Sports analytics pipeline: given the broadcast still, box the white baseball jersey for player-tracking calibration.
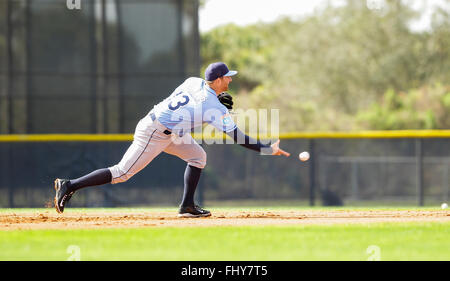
[151,77,237,135]
[108,77,235,184]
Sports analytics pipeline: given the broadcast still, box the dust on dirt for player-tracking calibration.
[0,209,449,230]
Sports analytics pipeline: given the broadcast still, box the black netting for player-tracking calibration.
[0,0,200,134]
[0,138,448,207]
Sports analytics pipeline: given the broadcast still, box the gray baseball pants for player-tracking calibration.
[109,114,206,184]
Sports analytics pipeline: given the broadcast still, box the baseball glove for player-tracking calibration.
[218,92,233,110]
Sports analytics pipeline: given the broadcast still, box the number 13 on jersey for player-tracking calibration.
[168,92,190,111]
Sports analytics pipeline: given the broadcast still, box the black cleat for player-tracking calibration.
[178,204,211,218]
[54,178,74,214]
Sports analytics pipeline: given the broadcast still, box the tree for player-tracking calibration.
[201,0,450,131]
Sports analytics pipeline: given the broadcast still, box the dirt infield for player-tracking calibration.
[1,209,449,230]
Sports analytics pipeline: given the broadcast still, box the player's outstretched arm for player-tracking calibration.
[225,127,290,157]
[270,139,290,157]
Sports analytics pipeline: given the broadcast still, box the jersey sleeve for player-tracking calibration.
[205,105,237,133]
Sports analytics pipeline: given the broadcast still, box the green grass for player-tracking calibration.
[1,220,449,261]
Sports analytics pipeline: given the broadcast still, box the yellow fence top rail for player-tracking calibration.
[0,130,449,142]
[0,134,133,142]
[279,130,450,139]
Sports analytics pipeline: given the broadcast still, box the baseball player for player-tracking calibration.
[54,62,290,217]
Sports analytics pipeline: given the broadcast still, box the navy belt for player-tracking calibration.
[150,112,172,135]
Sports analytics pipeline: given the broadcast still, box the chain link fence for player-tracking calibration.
[0,134,448,208]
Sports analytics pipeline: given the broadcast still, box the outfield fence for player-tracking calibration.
[0,131,449,208]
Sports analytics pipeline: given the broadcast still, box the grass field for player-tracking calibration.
[1,207,449,261]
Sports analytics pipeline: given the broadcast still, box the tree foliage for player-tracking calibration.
[357,84,450,129]
[201,0,450,131]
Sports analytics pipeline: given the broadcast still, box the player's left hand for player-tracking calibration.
[218,92,233,110]
[271,139,290,157]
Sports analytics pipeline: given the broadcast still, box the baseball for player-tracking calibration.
[299,151,310,162]
[441,203,448,209]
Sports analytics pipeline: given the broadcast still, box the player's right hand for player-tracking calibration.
[271,139,290,157]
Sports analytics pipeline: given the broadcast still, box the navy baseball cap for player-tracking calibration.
[204,62,238,82]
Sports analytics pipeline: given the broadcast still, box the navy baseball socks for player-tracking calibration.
[54,168,112,213]
[68,168,112,192]
[55,166,210,217]
[180,164,201,207]
[178,165,211,217]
